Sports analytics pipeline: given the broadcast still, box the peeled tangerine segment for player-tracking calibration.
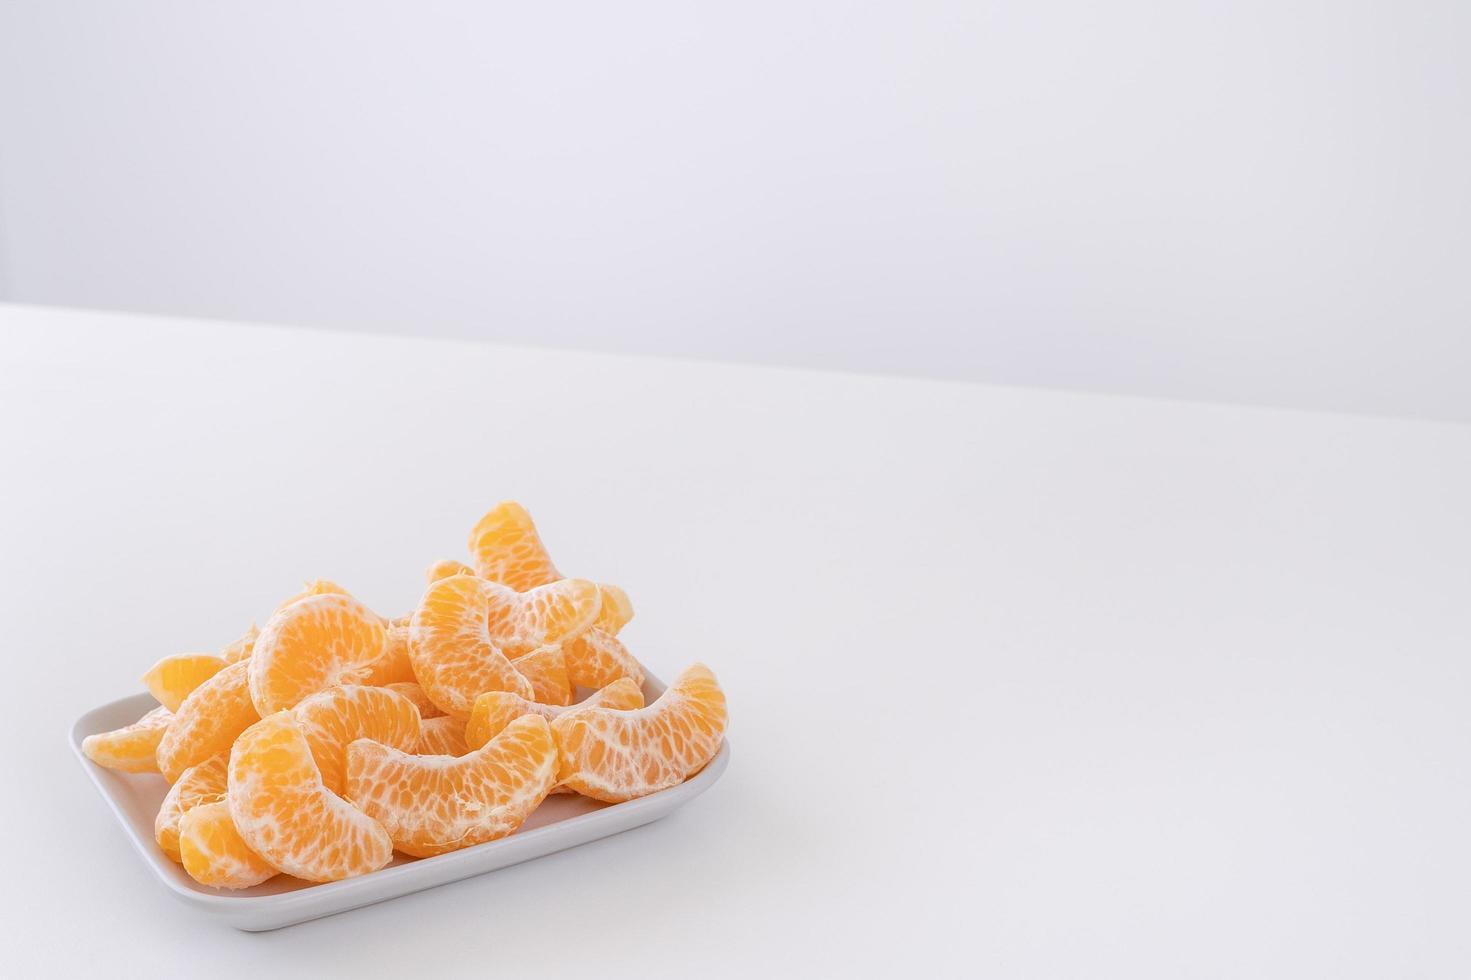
[219,624,258,665]
[179,800,276,890]
[553,664,727,803]
[157,660,260,782]
[347,714,558,857]
[417,716,470,757]
[484,577,602,658]
[82,705,172,773]
[408,575,537,718]
[274,578,348,612]
[466,503,634,635]
[512,645,572,706]
[426,559,475,583]
[249,592,387,716]
[155,753,228,862]
[229,711,392,882]
[466,677,645,751]
[556,582,642,686]
[385,682,444,719]
[142,654,226,712]
[362,619,416,686]
[465,500,631,680]
[294,685,422,795]
[564,628,645,690]
[594,584,634,633]
[469,501,562,591]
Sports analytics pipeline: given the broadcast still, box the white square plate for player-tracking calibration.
[70,672,729,931]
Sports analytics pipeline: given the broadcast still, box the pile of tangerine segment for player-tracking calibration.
[81,502,728,889]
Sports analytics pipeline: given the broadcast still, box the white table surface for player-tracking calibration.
[3,304,1470,978]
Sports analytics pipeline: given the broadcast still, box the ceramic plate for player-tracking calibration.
[70,672,729,930]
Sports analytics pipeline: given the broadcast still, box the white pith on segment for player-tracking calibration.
[156,660,260,782]
[552,664,727,803]
[408,574,538,717]
[563,627,645,689]
[417,715,470,756]
[248,592,387,716]
[345,714,558,857]
[228,711,392,882]
[466,677,645,749]
[468,501,562,591]
[155,753,228,861]
[292,685,423,794]
[178,800,276,890]
[81,705,173,773]
[478,577,601,658]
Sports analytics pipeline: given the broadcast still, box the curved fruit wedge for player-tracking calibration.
[408,575,535,718]
[426,559,474,582]
[480,577,601,659]
[362,619,416,686]
[564,628,645,690]
[468,501,561,591]
[219,624,258,665]
[155,753,228,861]
[471,518,637,688]
[465,677,645,751]
[142,654,226,712]
[511,645,572,706]
[228,712,392,882]
[249,592,387,715]
[157,660,260,782]
[384,682,443,718]
[470,679,643,794]
[274,578,348,611]
[178,800,276,890]
[417,716,469,756]
[346,714,558,857]
[293,685,422,794]
[82,705,172,773]
[594,584,634,633]
[560,583,641,688]
[466,500,629,628]
[553,663,727,802]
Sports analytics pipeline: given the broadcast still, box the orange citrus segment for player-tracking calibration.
[511,645,572,706]
[219,624,258,664]
[82,706,172,773]
[553,663,727,802]
[178,800,277,890]
[274,579,348,612]
[293,685,422,795]
[595,584,634,633]
[481,577,601,659]
[155,754,228,862]
[408,575,535,718]
[465,677,645,751]
[362,619,416,686]
[384,682,443,718]
[142,654,226,712]
[564,628,645,690]
[157,660,261,782]
[417,716,470,756]
[426,559,475,583]
[249,592,387,715]
[346,714,558,857]
[468,501,561,591]
[228,711,392,882]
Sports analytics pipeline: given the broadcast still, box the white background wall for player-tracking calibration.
[1,2,1468,420]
